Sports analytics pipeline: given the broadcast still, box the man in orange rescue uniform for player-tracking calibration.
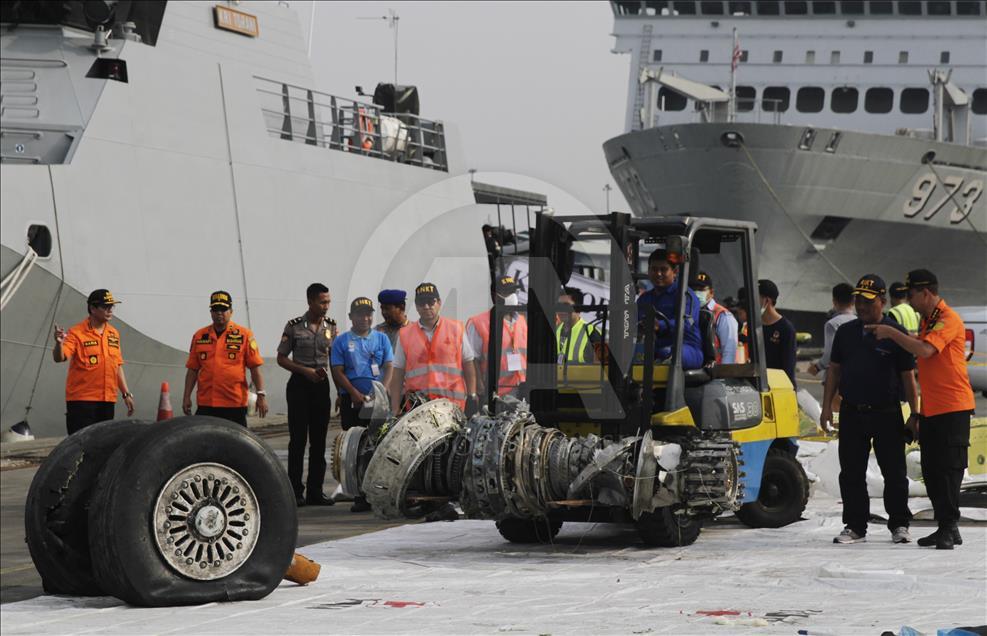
[52,289,135,434]
[182,291,267,426]
[466,275,527,400]
[867,269,975,550]
[389,282,479,416]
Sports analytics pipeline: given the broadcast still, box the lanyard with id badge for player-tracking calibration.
[503,320,524,372]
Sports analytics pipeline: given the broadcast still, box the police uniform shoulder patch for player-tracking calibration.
[250,339,259,350]
[280,334,289,343]
[288,316,305,326]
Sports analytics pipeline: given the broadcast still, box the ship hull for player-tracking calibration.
[604,123,987,313]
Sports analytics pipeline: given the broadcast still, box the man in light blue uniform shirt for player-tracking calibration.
[331,296,393,512]
[636,249,703,370]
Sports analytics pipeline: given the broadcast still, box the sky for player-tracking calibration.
[298,0,631,214]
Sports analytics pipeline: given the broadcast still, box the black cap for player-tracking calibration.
[852,274,886,300]
[350,297,374,313]
[905,269,937,290]
[689,271,713,290]
[209,290,232,310]
[87,289,121,306]
[415,282,440,303]
[889,281,908,299]
[496,275,520,295]
[758,279,779,303]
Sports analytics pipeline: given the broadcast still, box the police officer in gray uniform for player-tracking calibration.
[277,283,338,506]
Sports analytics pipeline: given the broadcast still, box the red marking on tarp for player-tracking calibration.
[696,610,742,617]
[381,600,426,608]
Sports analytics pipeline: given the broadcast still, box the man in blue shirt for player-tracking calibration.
[636,249,704,370]
[331,296,394,512]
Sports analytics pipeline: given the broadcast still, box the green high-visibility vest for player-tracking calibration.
[889,303,920,335]
[556,320,596,363]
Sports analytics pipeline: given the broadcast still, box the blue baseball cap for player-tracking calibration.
[378,289,406,305]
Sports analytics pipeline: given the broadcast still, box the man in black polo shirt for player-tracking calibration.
[821,275,919,545]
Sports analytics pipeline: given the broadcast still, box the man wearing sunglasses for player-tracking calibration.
[52,289,135,434]
[866,269,975,550]
[182,291,266,427]
[388,282,478,416]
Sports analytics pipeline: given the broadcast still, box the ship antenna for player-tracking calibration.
[358,9,400,84]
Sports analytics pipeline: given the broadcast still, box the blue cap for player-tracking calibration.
[378,289,407,305]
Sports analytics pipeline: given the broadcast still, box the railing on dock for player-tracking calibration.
[254,76,448,172]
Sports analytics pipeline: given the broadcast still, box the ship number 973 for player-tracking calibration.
[903,173,983,224]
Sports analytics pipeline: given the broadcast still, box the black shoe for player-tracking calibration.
[918,526,962,548]
[350,497,371,513]
[949,526,963,546]
[917,529,940,547]
[936,532,955,550]
[305,493,335,506]
[295,495,306,507]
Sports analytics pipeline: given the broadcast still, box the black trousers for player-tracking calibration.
[66,401,115,435]
[196,406,248,427]
[919,411,971,528]
[286,374,331,498]
[838,407,912,534]
[337,393,366,431]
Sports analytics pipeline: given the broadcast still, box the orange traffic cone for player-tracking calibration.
[157,382,174,421]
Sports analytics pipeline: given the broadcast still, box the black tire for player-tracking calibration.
[88,416,297,606]
[734,447,809,528]
[24,419,150,595]
[495,516,563,544]
[637,506,702,547]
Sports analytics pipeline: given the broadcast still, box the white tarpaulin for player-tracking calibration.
[2,443,984,635]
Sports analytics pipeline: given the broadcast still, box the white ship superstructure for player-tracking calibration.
[605,0,987,316]
[0,1,517,437]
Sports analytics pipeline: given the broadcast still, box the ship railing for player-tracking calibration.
[254,76,448,172]
[727,98,784,125]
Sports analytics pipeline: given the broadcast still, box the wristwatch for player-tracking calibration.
[123,391,133,399]
[255,390,267,396]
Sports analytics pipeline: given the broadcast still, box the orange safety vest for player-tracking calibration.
[399,318,467,408]
[709,302,735,364]
[467,309,527,396]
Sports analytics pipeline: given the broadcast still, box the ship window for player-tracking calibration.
[864,88,893,113]
[700,49,710,62]
[653,49,663,62]
[940,51,950,64]
[863,50,874,63]
[784,1,808,14]
[773,50,783,63]
[868,1,893,14]
[27,225,52,258]
[898,51,909,64]
[927,1,951,15]
[673,1,698,14]
[701,1,725,15]
[796,87,825,112]
[900,88,929,114]
[728,2,753,15]
[658,87,687,111]
[831,87,859,113]
[763,86,790,112]
[973,89,987,115]
[812,1,836,14]
[840,1,865,14]
[810,216,852,242]
[830,51,841,64]
[756,1,780,15]
[957,2,982,16]
[736,85,756,111]
[805,50,815,64]
[898,1,922,15]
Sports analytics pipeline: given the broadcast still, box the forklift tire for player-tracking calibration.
[88,416,297,606]
[637,506,702,547]
[495,516,563,544]
[24,419,150,595]
[734,448,809,528]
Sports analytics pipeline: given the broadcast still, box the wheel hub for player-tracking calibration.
[152,463,259,580]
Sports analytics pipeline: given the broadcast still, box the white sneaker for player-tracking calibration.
[833,527,866,544]
[891,527,911,544]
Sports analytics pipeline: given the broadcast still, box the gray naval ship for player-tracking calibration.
[0,1,534,438]
[604,0,987,321]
